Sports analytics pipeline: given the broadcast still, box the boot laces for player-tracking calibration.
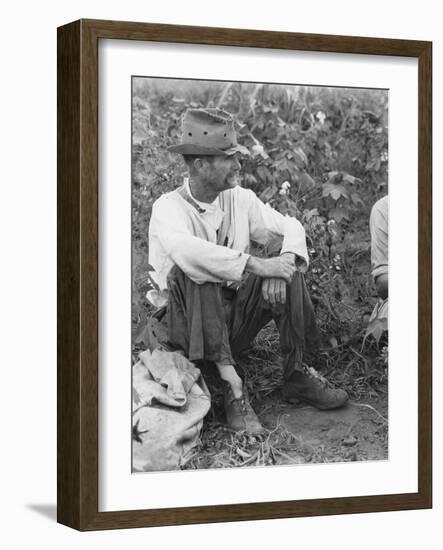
[303,364,331,387]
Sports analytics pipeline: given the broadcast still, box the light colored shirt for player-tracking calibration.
[147,179,309,307]
[369,195,389,281]
[369,195,389,323]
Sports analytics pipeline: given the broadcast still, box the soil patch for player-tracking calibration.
[257,391,388,464]
[183,387,388,469]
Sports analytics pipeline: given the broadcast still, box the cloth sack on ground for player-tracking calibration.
[132,348,211,472]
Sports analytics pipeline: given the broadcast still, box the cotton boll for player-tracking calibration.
[279,180,291,195]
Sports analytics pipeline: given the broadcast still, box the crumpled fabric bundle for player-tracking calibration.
[132,348,210,472]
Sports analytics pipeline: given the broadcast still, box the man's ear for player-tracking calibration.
[193,157,203,172]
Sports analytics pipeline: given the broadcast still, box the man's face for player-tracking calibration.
[200,154,242,192]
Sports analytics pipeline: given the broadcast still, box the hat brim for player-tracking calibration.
[168,143,250,156]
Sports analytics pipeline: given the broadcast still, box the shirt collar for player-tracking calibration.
[184,177,220,211]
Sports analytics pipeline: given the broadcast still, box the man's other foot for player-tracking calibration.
[282,365,348,410]
[223,382,264,434]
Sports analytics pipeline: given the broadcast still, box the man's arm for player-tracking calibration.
[245,189,309,271]
[151,197,250,284]
[151,193,298,287]
[244,189,307,303]
[245,253,296,284]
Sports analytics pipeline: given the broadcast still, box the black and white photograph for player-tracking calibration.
[131,76,389,473]
[2,0,438,540]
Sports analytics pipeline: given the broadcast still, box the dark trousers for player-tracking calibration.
[166,265,319,380]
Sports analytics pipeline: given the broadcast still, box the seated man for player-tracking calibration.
[369,195,388,322]
[147,108,348,434]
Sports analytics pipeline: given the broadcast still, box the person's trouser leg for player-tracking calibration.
[166,265,233,365]
[165,263,346,412]
[166,265,264,433]
[228,272,348,408]
[228,271,320,379]
[166,262,320,378]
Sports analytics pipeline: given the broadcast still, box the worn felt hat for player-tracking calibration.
[168,108,250,156]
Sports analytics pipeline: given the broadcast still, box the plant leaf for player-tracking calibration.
[259,185,278,202]
[329,207,349,223]
[343,173,362,185]
[364,317,388,345]
[322,182,349,201]
[293,146,308,169]
[298,171,316,190]
[350,192,365,206]
[329,336,338,348]
[303,208,319,221]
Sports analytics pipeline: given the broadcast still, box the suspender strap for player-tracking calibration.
[217,192,231,248]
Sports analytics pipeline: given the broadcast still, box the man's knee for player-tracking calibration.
[167,265,220,292]
[166,265,225,316]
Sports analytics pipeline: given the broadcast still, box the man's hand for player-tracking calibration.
[246,253,296,283]
[261,277,287,305]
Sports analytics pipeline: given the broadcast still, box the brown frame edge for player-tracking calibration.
[57,18,432,531]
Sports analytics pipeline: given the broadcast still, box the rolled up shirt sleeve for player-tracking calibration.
[150,198,250,285]
[246,189,309,271]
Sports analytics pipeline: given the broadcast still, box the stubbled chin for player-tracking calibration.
[227,175,240,187]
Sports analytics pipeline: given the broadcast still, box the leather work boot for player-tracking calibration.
[282,365,348,410]
[223,382,264,434]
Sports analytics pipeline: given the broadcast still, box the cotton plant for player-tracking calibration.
[279,180,291,195]
[316,110,326,124]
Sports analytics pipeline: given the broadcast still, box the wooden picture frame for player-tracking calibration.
[57,19,432,530]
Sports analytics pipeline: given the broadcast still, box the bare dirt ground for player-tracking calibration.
[259,392,388,464]
[183,324,388,470]
[183,390,387,469]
